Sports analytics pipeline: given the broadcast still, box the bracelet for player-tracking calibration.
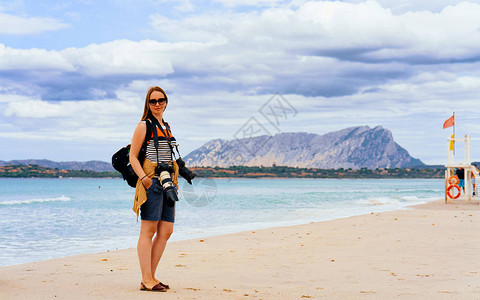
[141,175,148,180]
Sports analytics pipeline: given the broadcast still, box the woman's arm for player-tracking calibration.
[129,122,152,189]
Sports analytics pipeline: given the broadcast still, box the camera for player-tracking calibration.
[155,162,178,207]
[176,158,197,185]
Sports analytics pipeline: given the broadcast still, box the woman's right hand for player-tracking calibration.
[142,176,152,189]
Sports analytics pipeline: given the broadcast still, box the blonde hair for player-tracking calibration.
[141,86,169,121]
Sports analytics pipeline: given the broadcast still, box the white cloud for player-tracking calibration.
[61,40,175,77]
[153,1,480,63]
[0,93,32,103]
[0,39,177,100]
[6,99,66,118]
[2,95,141,143]
[0,39,175,76]
[368,2,480,61]
[0,44,74,71]
[0,12,69,35]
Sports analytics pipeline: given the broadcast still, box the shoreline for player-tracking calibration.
[1,196,443,268]
[1,199,479,299]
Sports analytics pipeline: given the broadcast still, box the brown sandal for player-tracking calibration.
[158,281,170,289]
[140,282,167,292]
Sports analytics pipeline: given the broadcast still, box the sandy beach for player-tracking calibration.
[1,200,479,299]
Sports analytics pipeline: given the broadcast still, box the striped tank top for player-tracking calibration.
[141,120,176,163]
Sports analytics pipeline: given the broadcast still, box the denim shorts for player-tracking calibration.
[140,178,175,222]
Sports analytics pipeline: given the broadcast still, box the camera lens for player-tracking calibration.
[159,170,178,206]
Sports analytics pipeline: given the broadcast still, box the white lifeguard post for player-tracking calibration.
[445,134,479,203]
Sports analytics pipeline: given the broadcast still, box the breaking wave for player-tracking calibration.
[355,196,440,206]
[0,196,71,206]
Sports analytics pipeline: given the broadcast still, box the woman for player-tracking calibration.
[129,86,177,292]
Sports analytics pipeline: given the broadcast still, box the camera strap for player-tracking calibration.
[151,120,161,164]
[151,117,178,160]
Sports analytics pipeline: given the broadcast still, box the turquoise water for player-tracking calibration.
[0,178,443,266]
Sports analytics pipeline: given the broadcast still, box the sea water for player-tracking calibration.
[0,177,443,266]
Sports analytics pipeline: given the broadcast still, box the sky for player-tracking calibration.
[1,0,480,165]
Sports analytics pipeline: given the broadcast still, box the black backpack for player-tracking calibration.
[112,120,154,187]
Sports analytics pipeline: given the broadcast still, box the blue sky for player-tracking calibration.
[1,0,479,165]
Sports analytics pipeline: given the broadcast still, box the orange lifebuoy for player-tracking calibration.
[448,175,459,185]
[447,184,461,199]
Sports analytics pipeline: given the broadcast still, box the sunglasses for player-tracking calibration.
[149,98,167,105]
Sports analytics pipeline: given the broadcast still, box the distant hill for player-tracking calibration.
[0,160,115,172]
[184,126,425,169]
[0,126,428,171]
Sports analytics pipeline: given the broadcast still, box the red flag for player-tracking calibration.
[443,115,454,129]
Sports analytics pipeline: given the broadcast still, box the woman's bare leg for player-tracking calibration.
[151,220,174,281]
[137,220,159,288]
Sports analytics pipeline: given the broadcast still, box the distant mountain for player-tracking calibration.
[1,126,425,171]
[0,159,115,172]
[184,126,424,169]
